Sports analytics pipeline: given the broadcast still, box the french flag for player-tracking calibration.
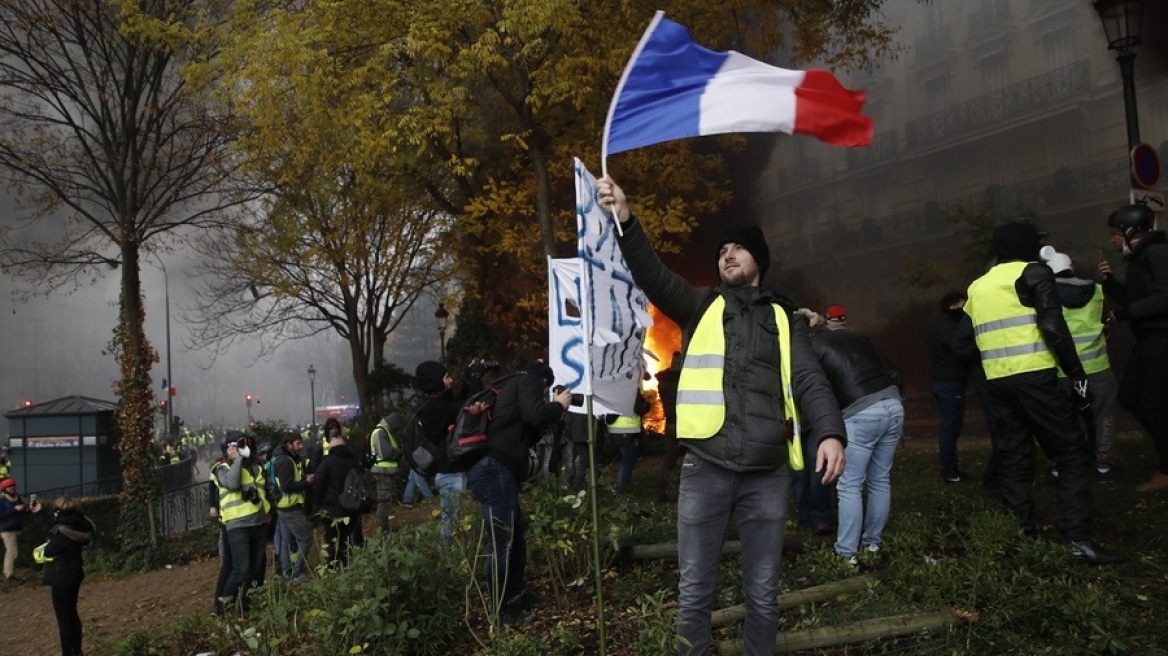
[602,12,873,161]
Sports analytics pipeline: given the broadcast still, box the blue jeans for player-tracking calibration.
[613,433,640,493]
[278,509,312,578]
[835,399,904,557]
[931,380,965,475]
[791,430,831,527]
[676,452,788,656]
[434,472,466,540]
[404,469,434,503]
[466,456,527,607]
[272,517,286,577]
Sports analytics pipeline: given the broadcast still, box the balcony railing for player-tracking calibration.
[783,158,1129,264]
[905,60,1089,148]
[847,130,899,168]
[968,0,1013,41]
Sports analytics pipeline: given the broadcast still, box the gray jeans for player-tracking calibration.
[676,452,789,656]
[278,510,312,579]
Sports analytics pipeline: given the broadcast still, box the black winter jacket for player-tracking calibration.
[484,370,566,482]
[312,443,359,518]
[1103,230,1168,335]
[810,328,902,416]
[41,509,95,588]
[616,216,846,472]
[926,309,969,383]
[415,381,472,474]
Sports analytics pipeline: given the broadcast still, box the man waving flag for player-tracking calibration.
[602,11,872,165]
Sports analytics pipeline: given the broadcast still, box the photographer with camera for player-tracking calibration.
[212,435,271,615]
[465,353,501,395]
[466,361,571,626]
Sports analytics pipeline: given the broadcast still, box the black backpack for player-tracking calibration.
[396,401,446,477]
[445,374,520,471]
[338,466,376,514]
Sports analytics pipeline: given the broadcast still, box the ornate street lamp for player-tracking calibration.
[1093,0,1145,152]
[435,302,450,361]
[307,364,317,434]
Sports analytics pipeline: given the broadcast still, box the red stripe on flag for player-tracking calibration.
[793,70,873,147]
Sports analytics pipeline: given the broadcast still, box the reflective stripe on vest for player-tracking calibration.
[1060,286,1110,376]
[369,420,400,473]
[966,262,1057,380]
[608,415,641,434]
[216,465,268,523]
[274,456,305,509]
[676,296,800,450]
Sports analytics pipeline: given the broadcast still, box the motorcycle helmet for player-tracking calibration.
[1107,204,1155,241]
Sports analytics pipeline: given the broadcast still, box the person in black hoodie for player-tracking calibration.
[313,430,362,566]
[1100,204,1168,493]
[465,361,570,625]
[413,360,471,541]
[41,496,96,656]
[955,221,1121,564]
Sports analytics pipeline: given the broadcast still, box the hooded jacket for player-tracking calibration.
[926,308,970,383]
[617,216,846,473]
[41,509,95,588]
[271,443,310,509]
[1102,230,1168,335]
[313,442,359,517]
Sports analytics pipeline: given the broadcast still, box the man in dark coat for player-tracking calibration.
[465,362,570,626]
[600,175,846,656]
[312,430,362,566]
[1100,204,1168,492]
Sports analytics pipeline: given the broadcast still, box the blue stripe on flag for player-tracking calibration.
[605,17,729,155]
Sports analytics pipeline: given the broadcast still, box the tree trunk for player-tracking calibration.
[716,608,962,655]
[529,134,557,258]
[115,242,159,546]
[348,320,372,422]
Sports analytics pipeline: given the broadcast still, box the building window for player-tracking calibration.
[980,53,1008,93]
[1042,27,1074,70]
[924,76,950,113]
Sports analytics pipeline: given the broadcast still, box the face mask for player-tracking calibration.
[238,446,252,459]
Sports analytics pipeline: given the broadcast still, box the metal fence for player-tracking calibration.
[156,480,213,537]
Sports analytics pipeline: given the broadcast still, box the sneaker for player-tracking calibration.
[844,554,858,566]
[401,502,414,509]
[504,590,547,613]
[1096,466,1121,482]
[291,574,310,585]
[942,471,962,483]
[864,544,881,554]
[1070,539,1125,565]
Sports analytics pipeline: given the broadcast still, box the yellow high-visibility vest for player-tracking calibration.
[1060,285,1110,376]
[676,296,803,470]
[214,464,269,523]
[966,262,1058,380]
[273,456,306,509]
[608,415,641,433]
[368,419,401,474]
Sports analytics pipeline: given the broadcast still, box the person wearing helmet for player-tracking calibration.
[212,435,271,614]
[1100,203,1168,493]
[955,221,1122,564]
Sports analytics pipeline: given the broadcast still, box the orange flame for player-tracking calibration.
[642,304,681,434]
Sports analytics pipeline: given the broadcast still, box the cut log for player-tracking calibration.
[711,572,888,627]
[624,534,805,561]
[715,607,963,655]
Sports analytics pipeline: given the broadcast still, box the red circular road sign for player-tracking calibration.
[1131,143,1160,189]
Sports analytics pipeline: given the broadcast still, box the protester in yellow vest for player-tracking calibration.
[601,175,846,656]
[213,434,270,613]
[1040,246,1121,481]
[367,413,403,533]
[955,222,1122,565]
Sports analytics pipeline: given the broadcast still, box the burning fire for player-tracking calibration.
[642,304,680,435]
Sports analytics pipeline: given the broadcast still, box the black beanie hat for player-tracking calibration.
[715,226,771,278]
[415,361,448,394]
[991,221,1047,262]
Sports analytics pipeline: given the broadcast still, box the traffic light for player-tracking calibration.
[159,399,168,408]
[245,393,253,406]
[21,399,32,408]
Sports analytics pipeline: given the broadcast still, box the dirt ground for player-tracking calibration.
[1,506,437,656]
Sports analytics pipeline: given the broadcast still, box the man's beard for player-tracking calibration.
[721,266,753,287]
